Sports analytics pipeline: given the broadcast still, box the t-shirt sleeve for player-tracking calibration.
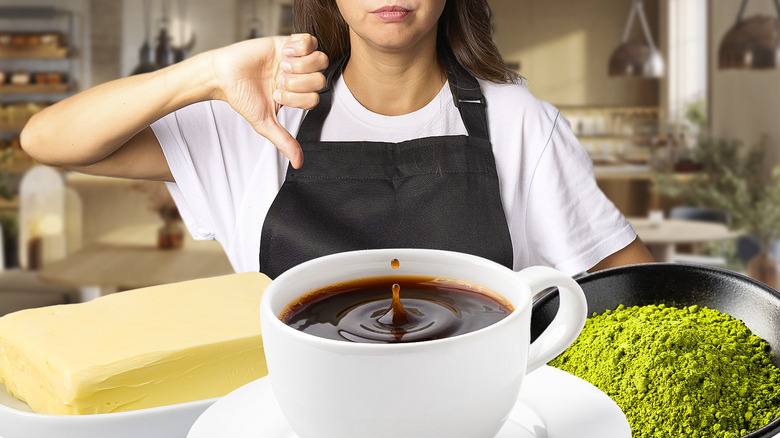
[151,106,218,242]
[150,100,268,245]
[524,110,637,275]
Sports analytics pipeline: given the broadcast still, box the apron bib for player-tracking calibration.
[259,49,513,278]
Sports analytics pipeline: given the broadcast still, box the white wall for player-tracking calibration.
[710,1,780,169]
[490,0,660,107]
[664,0,707,124]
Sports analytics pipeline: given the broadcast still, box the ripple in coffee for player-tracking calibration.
[280,276,514,343]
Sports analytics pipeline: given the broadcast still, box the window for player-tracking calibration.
[666,0,708,132]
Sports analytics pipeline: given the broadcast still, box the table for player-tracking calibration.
[628,218,739,263]
[594,168,695,218]
[38,225,234,300]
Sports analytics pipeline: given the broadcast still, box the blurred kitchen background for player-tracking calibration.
[1,0,780,314]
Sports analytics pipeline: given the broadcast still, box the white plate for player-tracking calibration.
[0,382,217,438]
[188,365,631,438]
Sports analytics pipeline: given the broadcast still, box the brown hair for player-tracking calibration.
[293,0,520,84]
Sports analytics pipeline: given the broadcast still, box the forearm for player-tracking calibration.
[588,237,655,272]
[21,50,217,168]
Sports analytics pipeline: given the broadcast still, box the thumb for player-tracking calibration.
[254,118,304,169]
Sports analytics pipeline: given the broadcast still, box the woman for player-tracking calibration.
[21,0,653,277]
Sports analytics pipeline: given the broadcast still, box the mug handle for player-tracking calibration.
[515,266,588,372]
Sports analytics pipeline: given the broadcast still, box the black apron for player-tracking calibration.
[259,49,514,278]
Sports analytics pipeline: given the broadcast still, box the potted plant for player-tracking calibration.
[654,135,780,287]
[0,149,13,200]
[131,180,184,249]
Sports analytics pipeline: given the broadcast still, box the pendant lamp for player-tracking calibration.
[718,0,780,70]
[131,0,158,75]
[608,0,665,78]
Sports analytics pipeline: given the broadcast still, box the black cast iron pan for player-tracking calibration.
[530,262,780,438]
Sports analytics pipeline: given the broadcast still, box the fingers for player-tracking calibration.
[274,35,329,111]
[284,33,320,57]
[274,70,326,109]
[277,67,327,93]
[273,88,320,111]
[249,33,328,167]
[279,48,329,73]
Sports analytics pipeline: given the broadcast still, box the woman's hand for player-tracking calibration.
[209,34,328,168]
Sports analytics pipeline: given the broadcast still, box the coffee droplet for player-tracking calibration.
[378,283,410,328]
[390,283,408,326]
[390,259,400,269]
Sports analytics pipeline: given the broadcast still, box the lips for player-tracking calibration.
[372,5,411,22]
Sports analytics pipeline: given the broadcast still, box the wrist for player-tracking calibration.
[151,50,222,110]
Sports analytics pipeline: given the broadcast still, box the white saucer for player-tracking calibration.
[187,365,630,438]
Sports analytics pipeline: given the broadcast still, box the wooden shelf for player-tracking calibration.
[0,84,68,94]
[0,195,19,210]
[6,161,35,173]
[1,149,36,173]
[0,122,26,132]
[0,45,68,59]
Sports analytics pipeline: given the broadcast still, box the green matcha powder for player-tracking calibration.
[549,304,780,438]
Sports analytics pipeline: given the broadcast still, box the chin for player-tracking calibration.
[360,28,435,54]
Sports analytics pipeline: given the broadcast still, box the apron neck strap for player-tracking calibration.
[442,46,490,142]
[296,46,489,143]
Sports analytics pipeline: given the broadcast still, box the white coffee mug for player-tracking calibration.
[260,248,587,438]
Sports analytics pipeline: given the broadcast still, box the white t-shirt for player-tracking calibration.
[151,77,636,276]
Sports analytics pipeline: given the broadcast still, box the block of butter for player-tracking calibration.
[0,272,271,415]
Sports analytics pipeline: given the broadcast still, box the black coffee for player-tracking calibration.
[280,276,513,343]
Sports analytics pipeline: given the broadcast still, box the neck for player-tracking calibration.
[342,31,446,116]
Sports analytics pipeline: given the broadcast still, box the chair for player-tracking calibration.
[737,235,761,265]
[667,206,731,266]
[668,206,731,225]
